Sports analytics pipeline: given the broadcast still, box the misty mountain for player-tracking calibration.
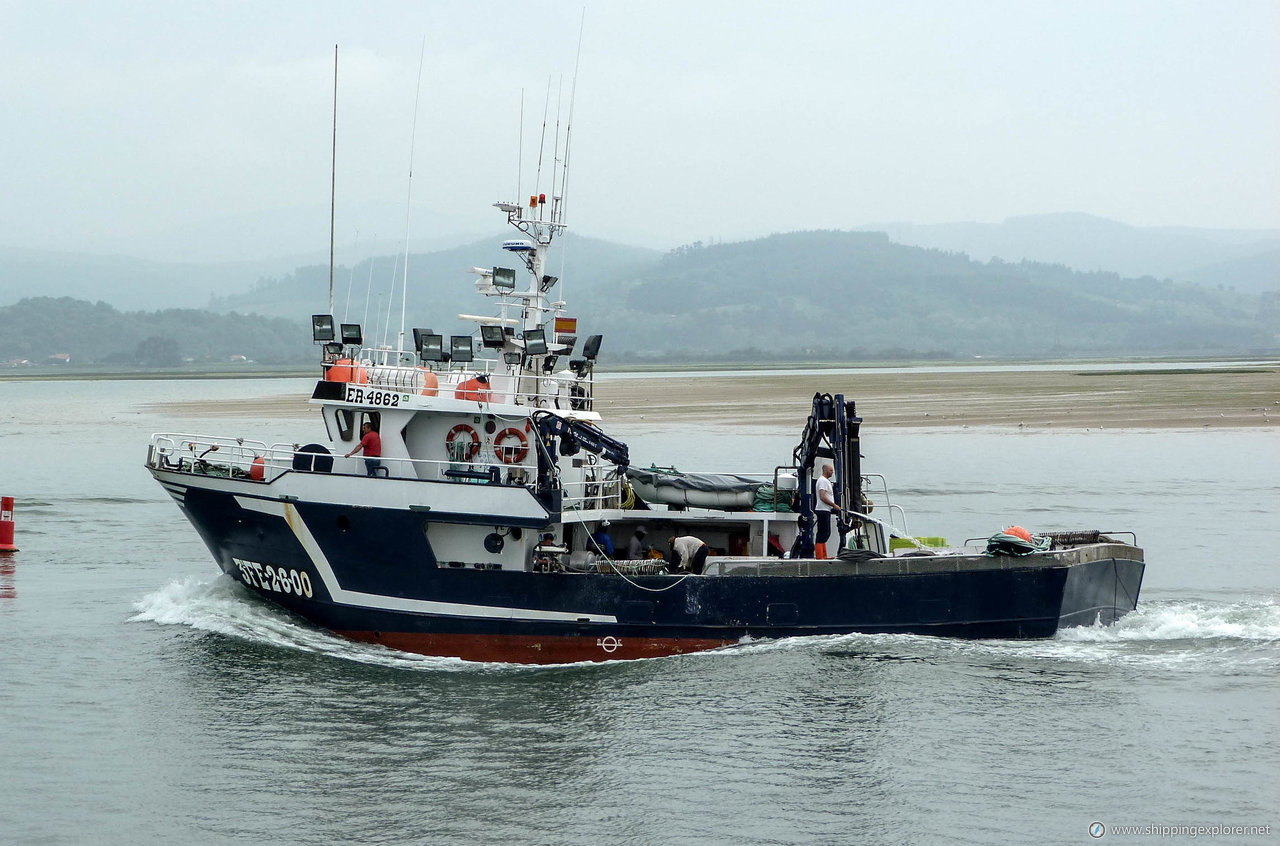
[4,229,1275,366]
[1181,246,1280,295]
[859,213,1280,293]
[0,248,302,312]
[209,233,661,324]
[0,297,311,366]
[580,231,1277,359]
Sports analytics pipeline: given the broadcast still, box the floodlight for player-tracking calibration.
[480,324,506,348]
[323,342,343,357]
[420,333,445,362]
[523,327,548,356]
[539,274,558,293]
[311,314,335,343]
[450,336,474,363]
[340,323,363,345]
[492,267,517,290]
[412,328,435,353]
[503,352,523,365]
[556,335,577,355]
[583,334,603,361]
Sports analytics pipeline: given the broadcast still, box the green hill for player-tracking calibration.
[3,231,1276,367]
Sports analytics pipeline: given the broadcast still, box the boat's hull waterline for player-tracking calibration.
[156,470,1144,663]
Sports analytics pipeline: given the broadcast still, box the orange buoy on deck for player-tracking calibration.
[0,496,17,552]
[249,456,266,481]
[1004,525,1032,542]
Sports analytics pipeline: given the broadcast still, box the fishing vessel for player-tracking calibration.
[144,186,1144,662]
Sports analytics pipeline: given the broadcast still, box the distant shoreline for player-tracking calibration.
[132,362,1280,430]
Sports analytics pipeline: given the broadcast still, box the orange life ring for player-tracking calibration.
[494,427,529,464]
[445,424,481,462]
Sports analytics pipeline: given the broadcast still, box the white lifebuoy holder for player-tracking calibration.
[445,424,481,462]
[494,427,529,464]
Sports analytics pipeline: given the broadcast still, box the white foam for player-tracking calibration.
[1058,598,1280,643]
[130,577,482,672]
[700,598,1280,670]
[132,580,1279,671]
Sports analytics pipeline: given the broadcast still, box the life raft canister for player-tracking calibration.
[493,427,529,464]
[249,456,266,481]
[326,358,368,384]
[445,424,481,462]
[454,375,492,403]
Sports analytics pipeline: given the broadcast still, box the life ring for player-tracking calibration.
[445,424,481,462]
[494,427,529,464]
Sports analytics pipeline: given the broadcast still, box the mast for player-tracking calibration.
[328,44,338,314]
[398,37,427,355]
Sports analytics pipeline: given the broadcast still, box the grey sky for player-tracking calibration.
[3,0,1277,262]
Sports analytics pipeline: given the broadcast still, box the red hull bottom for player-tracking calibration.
[339,630,737,664]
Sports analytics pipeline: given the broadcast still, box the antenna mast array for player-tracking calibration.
[328,44,338,314]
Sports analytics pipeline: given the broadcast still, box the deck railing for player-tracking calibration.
[148,433,534,487]
[331,351,594,412]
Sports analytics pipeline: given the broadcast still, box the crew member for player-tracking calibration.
[667,534,709,574]
[345,421,382,476]
[591,528,614,558]
[814,463,841,559]
[627,526,649,560]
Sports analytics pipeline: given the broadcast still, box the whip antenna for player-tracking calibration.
[558,10,586,301]
[328,44,338,314]
[534,75,551,204]
[398,36,427,354]
[561,12,585,217]
[517,89,524,202]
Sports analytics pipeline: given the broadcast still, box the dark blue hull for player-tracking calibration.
[165,476,1145,663]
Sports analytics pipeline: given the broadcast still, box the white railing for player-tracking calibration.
[861,473,909,536]
[148,434,295,481]
[328,351,594,411]
[148,433,537,487]
[562,476,629,511]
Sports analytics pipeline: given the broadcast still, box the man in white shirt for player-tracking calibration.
[814,463,841,559]
[667,534,709,574]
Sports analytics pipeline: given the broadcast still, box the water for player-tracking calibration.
[1,378,1277,845]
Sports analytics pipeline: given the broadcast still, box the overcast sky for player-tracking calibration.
[2,0,1277,262]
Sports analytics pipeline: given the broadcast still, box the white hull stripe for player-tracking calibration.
[233,496,617,624]
[160,481,186,505]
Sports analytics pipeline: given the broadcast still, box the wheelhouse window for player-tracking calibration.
[336,409,356,441]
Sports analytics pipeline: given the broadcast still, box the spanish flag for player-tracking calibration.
[554,316,578,335]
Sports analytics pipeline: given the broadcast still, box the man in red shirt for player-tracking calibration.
[345,422,382,476]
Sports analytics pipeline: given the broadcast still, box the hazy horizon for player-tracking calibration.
[3,1,1278,263]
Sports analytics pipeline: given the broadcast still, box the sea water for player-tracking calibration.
[0,378,1276,845]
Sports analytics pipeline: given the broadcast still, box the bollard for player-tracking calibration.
[0,496,17,552]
